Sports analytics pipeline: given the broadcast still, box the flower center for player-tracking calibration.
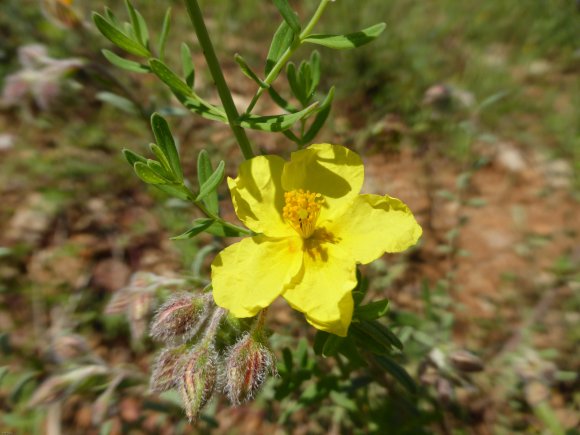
[282,189,324,238]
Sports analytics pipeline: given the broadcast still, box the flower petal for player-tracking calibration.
[228,155,293,237]
[281,144,364,223]
[330,194,422,264]
[212,235,303,317]
[282,243,357,336]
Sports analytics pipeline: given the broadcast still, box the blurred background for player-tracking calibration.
[0,0,578,433]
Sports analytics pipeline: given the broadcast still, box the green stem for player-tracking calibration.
[184,0,254,160]
[245,0,331,114]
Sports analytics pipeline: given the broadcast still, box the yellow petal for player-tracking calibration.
[281,144,363,224]
[282,243,357,336]
[211,235,303,317]
[330,194,422,264]
[228,155,293,237]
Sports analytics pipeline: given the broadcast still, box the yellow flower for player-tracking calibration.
[211,144,422,336]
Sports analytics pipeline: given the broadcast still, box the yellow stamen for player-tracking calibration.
[282,189,323,238]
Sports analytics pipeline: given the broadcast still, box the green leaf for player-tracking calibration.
[147,159,173,181]
[322,334,344,357]
[374,355,417,394]
[171,218,215,240]
[273,0,301,34]
[125,0,149,48]
[355,299,390,321]
[204,221,246,237]
[302,86,335,143]
[122,149,147,166]
[196,160,225,202]
[303,23,386,50]
[133,161,167,184]
[181,43,195,88]
[313,331,329,356]
[265,21,295,74]
[96,91,138,114]
[102,49,149,73]
[238,102,318,132]
[309,50,321,93]
[150,143,172,173]
[357,320,403,351]
[235,54,268,88]
[155,184,193,201]
[150,113,183,182]
[286,62,306,106]
[329,391,357,412]
[197,150,219,214]
[149,58,194,98]
[158,8,172,61]
[92,12,150,57]
[183,97,227,123]
[268,86,298,112]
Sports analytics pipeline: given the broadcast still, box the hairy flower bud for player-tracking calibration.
[224,332,277,405]
[150,293,208,342]
[178,343,218,421]
[449,350,484,373]
[150,345,187,393]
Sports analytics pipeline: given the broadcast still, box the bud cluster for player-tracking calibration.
[148,298,277,421]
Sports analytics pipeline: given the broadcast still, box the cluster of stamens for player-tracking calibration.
[282,189,324,238]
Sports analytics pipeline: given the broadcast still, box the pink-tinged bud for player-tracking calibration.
[224,333,277,406]
[150,346,187,393]
[178,344,218,421]
[150,293,207,342]
[128,291,154,340]
[449,350,484,373]
[50,333,90,363]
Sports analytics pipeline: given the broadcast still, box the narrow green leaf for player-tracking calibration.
[329,391,357,412]
[265,21,295,74]
[180,43,195,88]
[268,86,298,112]
[147,159,173,181]
[104,7,118,26]
[301,86,334,143]
[149,58,194,99]
[350,325,389,355]
[298,61,312,104]
[355,299,390,321]
[361,320,403,351]
[197,150,219,214]
[309,50,321,93]
[102,49,149,73]
[133,161,167,184]
[313,331,329,356]
[196,161,225,202]
[158,7,172,62]
[322,334,344,357]
[150,113,183,182]
[204,221,246,237]
[238,102,318,132]
[155,184,193,201]
[374,355,417,394]
[183,97,227,123]
[286,62,306,106]
[122,149,147,166]
[150,143,172,173]
[235,54,268,88]
[92,12,150,57]
[171,218,215,240]
[96,91,138,114]
[125,0,148,47]
[273,0,301,34]
[303,23,386,50]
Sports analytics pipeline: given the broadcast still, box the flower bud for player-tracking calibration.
[449,350,484,373]
[150,346,186,393]
[224,332,277,405]
[150,293,207,342]
[178,343,218,421]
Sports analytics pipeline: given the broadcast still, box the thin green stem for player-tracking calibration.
[184,0,254,160]
[245,0,331,114]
